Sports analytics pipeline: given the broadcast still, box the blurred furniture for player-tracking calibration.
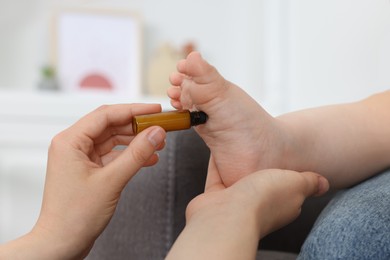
[87,129,336,260]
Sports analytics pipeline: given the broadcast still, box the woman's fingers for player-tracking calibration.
[66,104,162,153]
[101,126,166,188]
[234,169,329,237]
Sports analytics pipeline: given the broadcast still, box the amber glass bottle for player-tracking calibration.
[132,110,208,134]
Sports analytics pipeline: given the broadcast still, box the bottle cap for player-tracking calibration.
[190,111,208,126]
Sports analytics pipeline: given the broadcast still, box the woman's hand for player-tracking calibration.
[0,104,166,260]
[167,156,329,260]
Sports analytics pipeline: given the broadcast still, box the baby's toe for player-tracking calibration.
[169,72,185,86]
[167,86,181,100]
[170,99,183,110]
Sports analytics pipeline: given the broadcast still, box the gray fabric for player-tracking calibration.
[87,130,209,260]
[257,250,297,260]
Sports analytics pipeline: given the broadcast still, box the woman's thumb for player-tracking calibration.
[103,126,166,186]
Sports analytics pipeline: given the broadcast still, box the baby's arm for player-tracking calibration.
[278,90,390,188]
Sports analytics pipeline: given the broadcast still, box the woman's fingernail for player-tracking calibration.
[317,176,330,195]
[147,127,165,148]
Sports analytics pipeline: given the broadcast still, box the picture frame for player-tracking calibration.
[52,9,142,97]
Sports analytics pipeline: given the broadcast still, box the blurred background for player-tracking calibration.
[1,0,390,243]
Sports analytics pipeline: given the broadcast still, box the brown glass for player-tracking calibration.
[132,110,207,134]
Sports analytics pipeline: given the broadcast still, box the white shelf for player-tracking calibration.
[0,89,171,118]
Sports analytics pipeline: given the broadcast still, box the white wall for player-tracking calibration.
[1,0,389,111]
[93,0,265,101]
[0,0,47,88]
[0,0,265,103]
[286,0,390,110]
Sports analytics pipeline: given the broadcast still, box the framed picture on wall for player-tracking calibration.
[53,9,142,96]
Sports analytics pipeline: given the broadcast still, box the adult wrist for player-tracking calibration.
[25,225,92,260]
[169,202,261,260]
[0,230,86,260]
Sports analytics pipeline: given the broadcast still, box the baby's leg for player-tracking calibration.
[168,52,286,187]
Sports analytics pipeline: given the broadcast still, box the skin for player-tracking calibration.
[168,52,390,188]
[277,94,390,187]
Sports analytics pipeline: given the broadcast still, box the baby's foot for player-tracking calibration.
[168,52,286,187]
